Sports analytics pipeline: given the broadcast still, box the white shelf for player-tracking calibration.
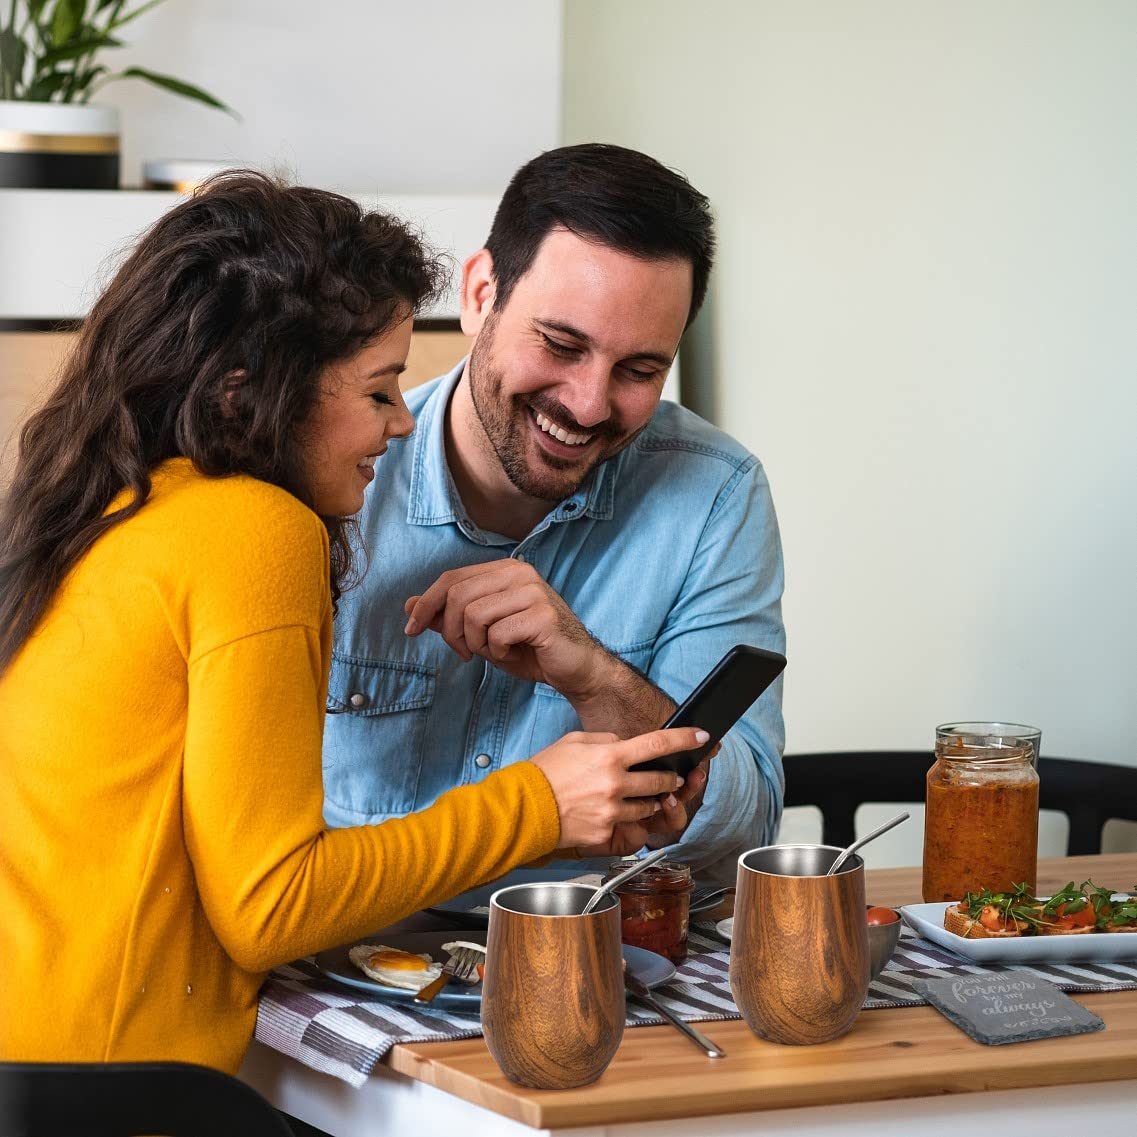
[0,187,681,402]
[0,189,499,321]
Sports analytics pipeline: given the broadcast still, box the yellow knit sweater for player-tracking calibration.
[0,459,560,1072]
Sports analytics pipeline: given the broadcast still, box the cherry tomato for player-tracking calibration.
[866,906,899,926]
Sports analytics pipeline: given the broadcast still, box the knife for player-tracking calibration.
[624,970,726,1058]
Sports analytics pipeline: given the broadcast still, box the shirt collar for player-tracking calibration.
[406,359,467,529]
[406,358,617,532]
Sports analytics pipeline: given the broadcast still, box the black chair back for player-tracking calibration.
[1037,757,1137,856]
[0,1061,294,1137]
[782,751,1137,857]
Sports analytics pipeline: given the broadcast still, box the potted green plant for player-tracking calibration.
[0,0,233,189]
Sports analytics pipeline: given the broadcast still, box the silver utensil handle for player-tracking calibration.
[413,971,453,1004]
[639,991,726,1059]
[827,809,910,875]
[690,885,732,910]
[581,847,670,914]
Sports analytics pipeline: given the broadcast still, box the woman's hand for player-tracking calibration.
[528,727,709,851]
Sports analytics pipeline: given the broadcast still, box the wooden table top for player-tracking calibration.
[386,852,1137,1131]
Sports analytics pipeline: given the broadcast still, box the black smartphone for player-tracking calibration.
[630,644,786,777]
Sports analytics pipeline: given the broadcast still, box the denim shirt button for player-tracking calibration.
[474,753,492,769]
[348,692,368,708]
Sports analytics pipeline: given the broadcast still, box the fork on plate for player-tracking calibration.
[413,945,483,1004]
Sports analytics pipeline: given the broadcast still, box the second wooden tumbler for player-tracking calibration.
[730,844,870,1045]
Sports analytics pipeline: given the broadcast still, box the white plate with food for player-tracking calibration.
[900,900,1137,963]
[317,930,677,1009]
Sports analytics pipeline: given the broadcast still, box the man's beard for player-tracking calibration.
[467,314,631,503]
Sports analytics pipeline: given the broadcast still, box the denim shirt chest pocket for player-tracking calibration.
[530,639,656,752]
[323,655,437,816]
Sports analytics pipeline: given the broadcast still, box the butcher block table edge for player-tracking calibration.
[384,853,1137,1131]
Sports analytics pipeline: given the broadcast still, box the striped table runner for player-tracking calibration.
[254,925,1137,1087]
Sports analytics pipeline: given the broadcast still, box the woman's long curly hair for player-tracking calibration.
[0,171,446,673]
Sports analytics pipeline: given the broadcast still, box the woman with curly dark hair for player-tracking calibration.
[0,172,698,1072]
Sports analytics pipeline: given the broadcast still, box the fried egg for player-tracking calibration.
[348,943,443,992]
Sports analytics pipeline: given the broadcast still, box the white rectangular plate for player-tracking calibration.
[900,901,1137,963]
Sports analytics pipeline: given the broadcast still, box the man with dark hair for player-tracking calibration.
[323,144,785,881]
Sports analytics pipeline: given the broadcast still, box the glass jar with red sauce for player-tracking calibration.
[602,859,694,963]
[922,725,1039,903]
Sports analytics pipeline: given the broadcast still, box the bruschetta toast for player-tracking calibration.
[942,880,1137,939]
[1086,882,1137,933]
[943,885,1039,939]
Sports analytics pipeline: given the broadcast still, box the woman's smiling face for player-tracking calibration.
[302,313,416,517]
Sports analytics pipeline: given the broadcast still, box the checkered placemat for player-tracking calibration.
[861,927,1137,1007]
[254,925,1137,1087]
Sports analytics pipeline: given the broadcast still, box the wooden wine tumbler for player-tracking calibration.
[481,883,625,1090]
[729,844,870,1045]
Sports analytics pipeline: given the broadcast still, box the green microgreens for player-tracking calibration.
[1088,880,1137,928]
[957,881,1136,932]
[961,883,1044,927]
[1083,879,1116,923]
[1041,881,1087,917]
[1078,879,1137,928]
[1108,899,1137,927]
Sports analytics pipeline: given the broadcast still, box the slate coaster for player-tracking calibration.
[912,971,1105,1045]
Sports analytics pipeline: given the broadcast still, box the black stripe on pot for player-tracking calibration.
[0,150,119,190]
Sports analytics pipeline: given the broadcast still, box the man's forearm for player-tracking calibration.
[568,649,677,737]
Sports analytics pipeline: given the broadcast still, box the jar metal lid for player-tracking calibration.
[602,859,693,892]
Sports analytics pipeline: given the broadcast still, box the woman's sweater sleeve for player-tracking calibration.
[182,623,560,973]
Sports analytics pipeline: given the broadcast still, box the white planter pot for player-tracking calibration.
[0,101,120,189]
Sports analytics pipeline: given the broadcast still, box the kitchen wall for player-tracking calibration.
[93,0,563,191]
[564,0,1137,862]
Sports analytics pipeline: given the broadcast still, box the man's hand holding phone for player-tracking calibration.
[612,643,784,848]
[631,645,787,778]
[641,751,714,848]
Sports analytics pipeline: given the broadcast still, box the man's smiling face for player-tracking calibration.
[464,228,693,503]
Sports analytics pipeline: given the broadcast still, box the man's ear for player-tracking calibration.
[460,249,496,337]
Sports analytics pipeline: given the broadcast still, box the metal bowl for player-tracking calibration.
[867,913,902,980]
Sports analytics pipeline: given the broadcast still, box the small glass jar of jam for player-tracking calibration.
[922,723,1040,903]
[602,859,694,963]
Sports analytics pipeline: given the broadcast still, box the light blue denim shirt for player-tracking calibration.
[323,362,786,882]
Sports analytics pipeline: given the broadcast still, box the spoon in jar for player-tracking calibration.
[825,811,911,876]
[581,847,671,915]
